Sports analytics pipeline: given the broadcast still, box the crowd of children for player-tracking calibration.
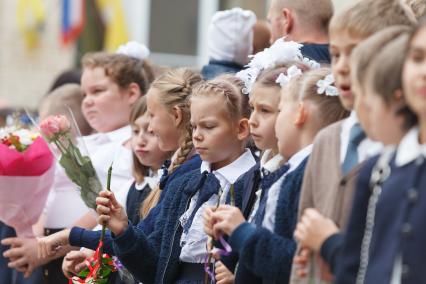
[1,0,426,283]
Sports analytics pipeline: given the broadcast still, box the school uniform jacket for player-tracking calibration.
[110,166,250,284]
[290,121,364,284]
[229,158,309,284]
[336,128,426,284]
[68,155,202,255]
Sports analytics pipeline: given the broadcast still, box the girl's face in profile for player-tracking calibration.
[403,26,426,124]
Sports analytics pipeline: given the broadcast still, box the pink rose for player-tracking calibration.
[40,115,71,140]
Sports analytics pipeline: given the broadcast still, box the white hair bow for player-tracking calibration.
[317,74,339,96]
[116,41,150,61]
[275,65,303,87]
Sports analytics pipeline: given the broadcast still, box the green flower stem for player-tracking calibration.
[52,139,68,155]
[99,164,113,264]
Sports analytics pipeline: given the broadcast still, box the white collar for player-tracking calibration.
[287,144,313,173]
[135,175,159,191]
[395,127,426,167]
[260,149,284,174]
[200,149,257,184]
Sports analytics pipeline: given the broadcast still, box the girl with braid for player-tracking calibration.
[93,75,257,283]
[37,69,203,280]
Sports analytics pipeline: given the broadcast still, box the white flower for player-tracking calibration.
[317,74,339,96]
[275,65,302,87]
[116,41,150,61]
[13,129,34,145]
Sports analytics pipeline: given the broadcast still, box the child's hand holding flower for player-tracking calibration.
[210,205,246,240]
[294,208,339,252]
[96,191,129,236]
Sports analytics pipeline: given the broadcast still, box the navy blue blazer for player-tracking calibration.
[111,166,250,284]
[69,155,202,255]
[336,154,426,284]
[229,158,309,284]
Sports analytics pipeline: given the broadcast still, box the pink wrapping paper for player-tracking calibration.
[0,136,55,237]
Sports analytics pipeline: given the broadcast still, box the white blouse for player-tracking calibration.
[179,149,256,263]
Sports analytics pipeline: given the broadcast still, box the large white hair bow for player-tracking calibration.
[116,41,150,61]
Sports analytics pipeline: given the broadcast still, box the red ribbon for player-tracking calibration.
[68,241,117,284]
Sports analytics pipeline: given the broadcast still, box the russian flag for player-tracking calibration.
[61,0,85,45]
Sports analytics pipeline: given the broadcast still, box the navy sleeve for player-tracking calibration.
[335,156,378,284]
[69,227,116,255]
[112,173,191,284]
[320,233,344,274]
[229,222,295,282]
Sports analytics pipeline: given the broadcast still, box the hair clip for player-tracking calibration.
[116,41,150,61]
[317,74,339,96]
[275,65,303,87]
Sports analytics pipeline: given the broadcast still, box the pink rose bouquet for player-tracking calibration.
[39,115,102,209]
[0,126,55,237]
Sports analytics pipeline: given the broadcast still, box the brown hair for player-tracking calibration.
[329,0,417,39]
[351,25,413,94]
[82,52,154,94]
[140,68,203,218]
[368,33,417,130]
[295,68,350,129]
[129,97,150,184]
[191,74,251,120]
[40,84,92,136]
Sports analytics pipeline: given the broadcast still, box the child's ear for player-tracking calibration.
[294,102,308,127]
[237,118,250,141]
[126,82,142,105]
[172,105,183,127]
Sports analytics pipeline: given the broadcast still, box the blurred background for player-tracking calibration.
[0,0,354,110]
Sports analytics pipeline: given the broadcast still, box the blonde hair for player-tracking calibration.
[274,0,334,34]
[129,97,150,184]
[367,33,417,129]
[191,75,251,120]
[329,0,417,39]
[404,0,426,19]
[291,68,349,129]
[82,52,154,94]
[351,25,413,93]
[40,84,92,136]
[140,68,202,218]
